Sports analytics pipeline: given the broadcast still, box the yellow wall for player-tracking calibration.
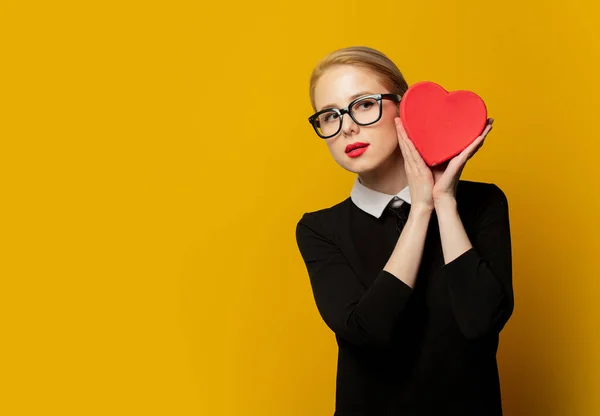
[2,1,599,415]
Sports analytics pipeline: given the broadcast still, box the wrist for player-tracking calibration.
[410,203,434,218]
[434,195,457,211]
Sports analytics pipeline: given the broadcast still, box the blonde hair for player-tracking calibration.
[309,46,409,111]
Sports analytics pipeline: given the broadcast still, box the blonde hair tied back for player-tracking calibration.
[309,46,409,111]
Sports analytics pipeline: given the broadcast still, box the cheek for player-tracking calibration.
[374,122,399,149]
[326,140,344,160]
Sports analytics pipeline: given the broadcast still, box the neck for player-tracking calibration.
[357,147,408,195]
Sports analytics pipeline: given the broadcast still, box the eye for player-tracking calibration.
[353,98,377,112]
[323,112,339,123]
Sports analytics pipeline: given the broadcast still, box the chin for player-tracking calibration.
[338,156,383,174]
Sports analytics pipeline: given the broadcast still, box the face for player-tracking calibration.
[312,65,401,174]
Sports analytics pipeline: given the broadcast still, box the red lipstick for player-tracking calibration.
[345,142,369,158]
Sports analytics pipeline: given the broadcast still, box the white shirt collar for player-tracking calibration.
[350,176,412,219]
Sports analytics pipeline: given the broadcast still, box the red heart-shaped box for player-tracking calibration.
[399,81,488,167]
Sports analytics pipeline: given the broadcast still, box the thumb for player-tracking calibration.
[395,117,407,139]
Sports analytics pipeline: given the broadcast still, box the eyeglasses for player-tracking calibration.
[308,93,402,139]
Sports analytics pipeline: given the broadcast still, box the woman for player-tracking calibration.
[295,46,514,415]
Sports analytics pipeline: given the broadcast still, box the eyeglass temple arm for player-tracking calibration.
[382,93,402,101]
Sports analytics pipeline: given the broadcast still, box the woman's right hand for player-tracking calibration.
[394,117,435,213]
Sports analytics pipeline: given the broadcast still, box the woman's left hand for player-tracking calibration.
[431,118,494,202]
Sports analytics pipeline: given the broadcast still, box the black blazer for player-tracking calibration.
[295,180,514,416]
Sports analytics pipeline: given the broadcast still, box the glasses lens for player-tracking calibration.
[351,98,380,125]
[315,111,340,138]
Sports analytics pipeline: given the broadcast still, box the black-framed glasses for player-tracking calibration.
[308,93,402,139]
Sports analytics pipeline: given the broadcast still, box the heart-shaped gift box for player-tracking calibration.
[399,81,488,166]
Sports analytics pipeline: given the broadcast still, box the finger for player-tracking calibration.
[400,138,415,175]
[469,141,484,159]
[404,134,429,175]
[445,157,466,180]
[398,137,413,174]
[466,145,483,161]
[395,118,416,171]
[462,130,488,160]
[395,119,418,165]
[397,130,407,157]
[395,117,409,143]
[462,139,484,163]
[480,123,493,139]
[475,138,486,152]
[396,117,432,177]
[395,119,409,154]
[395,121,410,165]
[399,128,417,164]
[447,122,492,170]
[403,136,422,176]
[448,140,481,173]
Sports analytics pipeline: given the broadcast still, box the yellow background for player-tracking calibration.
[2,0,599,415]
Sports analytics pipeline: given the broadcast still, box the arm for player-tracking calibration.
[383,204,433,289]
[434,195,472,264]
[436,184,514,339]
[295,207,431,349]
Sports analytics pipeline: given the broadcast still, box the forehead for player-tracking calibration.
[313,65,387,111]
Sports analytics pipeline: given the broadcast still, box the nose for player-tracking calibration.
[340,113,359,137]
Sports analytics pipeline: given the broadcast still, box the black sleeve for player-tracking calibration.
[295,213,413,349]
[442,184,514,339]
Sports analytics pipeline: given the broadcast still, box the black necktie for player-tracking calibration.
[387,200,411,233]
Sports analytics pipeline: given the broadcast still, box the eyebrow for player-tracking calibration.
[318,91,374,112]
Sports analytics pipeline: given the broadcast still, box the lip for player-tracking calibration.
[347,147,368,158]
[345,142,370,154]
[345,142,370,158]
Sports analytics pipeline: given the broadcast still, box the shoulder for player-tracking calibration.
[456,180,509,221]
[457,180,508,204]
[295,197,352,238]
